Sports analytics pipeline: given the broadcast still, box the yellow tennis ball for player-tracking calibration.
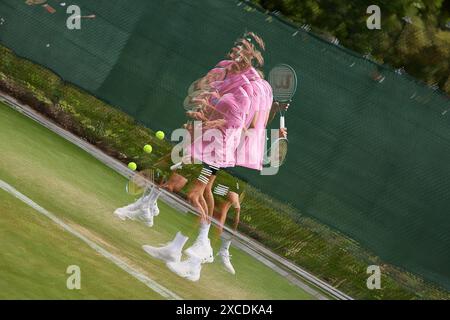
[143,144,152,154]
[128,162,137,171]
[155,131,165,140]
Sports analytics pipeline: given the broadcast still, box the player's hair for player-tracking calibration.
[183,32,266,121]
[227,31,265,73]
[244,31,265,52]
[256,69,265,79]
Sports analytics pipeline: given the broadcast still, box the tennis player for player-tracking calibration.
[140,35,264,281]
[209,33,289,274]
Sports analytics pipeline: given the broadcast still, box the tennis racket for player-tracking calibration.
[266,64,298,167]
[126,168,155,196]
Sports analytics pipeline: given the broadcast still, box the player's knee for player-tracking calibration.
[204,189,213,201]
[205,181,214,192]
[164,184,174,192]
[186,192,196,203]
[173,174,188,191]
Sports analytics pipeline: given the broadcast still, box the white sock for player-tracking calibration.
[187,256,202,266]
[171,232,189,251]
[149,188,161,203]
[136,194,146,204]
[220,234,232,251]
[143,187,160,208]
[126,194,145,210]
[197,222,211,242]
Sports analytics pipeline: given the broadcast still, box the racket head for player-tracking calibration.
[268,64,298,103]
[125,168,156,196]
[267,137,288,168]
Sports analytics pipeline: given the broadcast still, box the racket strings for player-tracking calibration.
[278,140,288,163]
[268,138,288,167]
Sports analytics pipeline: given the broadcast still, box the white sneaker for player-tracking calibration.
[166,257,202,282]
[114,208,128,220]
[139,209,154,227]
[185,238,214,264]
[143,243,181,263]
[114,208,142,221]
[143,200,160,217]
[142,232,188,263]
[114,192,148,219]
[115,199,156,226]
[218,249,235,275]
[114,194,146,215]
[151,201,160,216]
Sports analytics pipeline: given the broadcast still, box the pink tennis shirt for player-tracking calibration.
[186,61,252,168]
[235,67,273,170]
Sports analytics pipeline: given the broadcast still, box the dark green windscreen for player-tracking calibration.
[1,0,449,289]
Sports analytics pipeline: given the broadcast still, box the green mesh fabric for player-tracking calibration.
[1,0,449,289]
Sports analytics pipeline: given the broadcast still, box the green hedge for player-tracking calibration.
[251,0,450,95]
[1,45,448,299]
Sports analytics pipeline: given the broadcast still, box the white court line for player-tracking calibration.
[0,179,182,300]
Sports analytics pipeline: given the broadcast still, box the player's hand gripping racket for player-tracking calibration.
[267,64,297,167]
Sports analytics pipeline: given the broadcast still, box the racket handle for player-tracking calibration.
[280,115,286,128]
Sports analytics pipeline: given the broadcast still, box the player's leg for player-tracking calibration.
[217,192,241,275]
[228,191,241,231]
[114,168,165,223]
[186,179,208,219]
[204,172,217,216]
[141,173,195,270]
[213,187,231,232]
[184,165,220,264]
[213,178,245,275]
[141,168,194,275]
[142,164,214,281]
[114,154,188,225]
[142,230,203,282]
[134,166,189,226]
[186,164,218,217]
[162,172,188,193]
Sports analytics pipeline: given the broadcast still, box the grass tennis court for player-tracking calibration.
[0,190,164,300]
[0,102,315,299]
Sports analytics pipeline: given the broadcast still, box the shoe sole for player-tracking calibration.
[223,265,236,275]
[185,248,214,264]
[166,263,200,282]
[139,215,154,227]
[186,275,200,282]
[142,246,180,263]
[114,211,127,221]
[140,216,153,227]
[115,208,143,220]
